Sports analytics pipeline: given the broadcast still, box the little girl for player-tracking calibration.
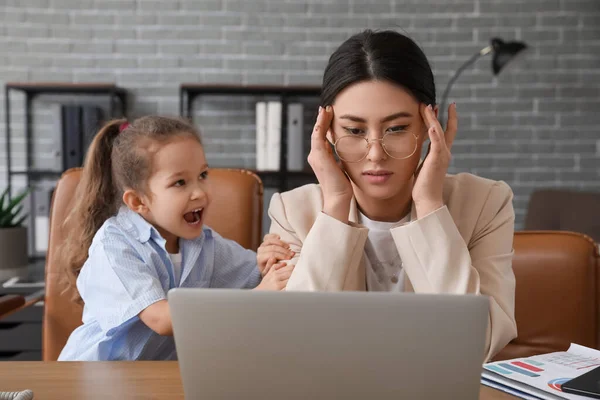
[58,116,293,361]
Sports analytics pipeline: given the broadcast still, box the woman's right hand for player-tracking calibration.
[307,106,353,223]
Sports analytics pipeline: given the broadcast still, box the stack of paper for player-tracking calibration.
[482,343,600,399]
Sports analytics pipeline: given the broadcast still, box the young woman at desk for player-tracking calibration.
[264,29,517,361]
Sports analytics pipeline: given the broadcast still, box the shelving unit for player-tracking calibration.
[4,82,128,259]
[179,84,321,192]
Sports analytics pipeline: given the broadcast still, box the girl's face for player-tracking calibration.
[140,136,211,251]
[330,80,430,207]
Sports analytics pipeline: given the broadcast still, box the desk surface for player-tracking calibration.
[0,361,516,399]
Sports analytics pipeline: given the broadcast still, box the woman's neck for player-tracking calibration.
[353,184,413,223]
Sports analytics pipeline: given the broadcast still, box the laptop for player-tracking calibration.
[169,289,489,400]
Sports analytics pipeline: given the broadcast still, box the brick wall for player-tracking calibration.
[1,0,599,230]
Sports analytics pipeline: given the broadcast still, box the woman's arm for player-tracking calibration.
[268,192,368,291]
[405,104,516,360]
[391,181,517,361]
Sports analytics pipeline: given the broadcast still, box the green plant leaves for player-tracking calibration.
[0,187,30,228]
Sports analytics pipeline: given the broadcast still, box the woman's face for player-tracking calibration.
[329,80,429,203]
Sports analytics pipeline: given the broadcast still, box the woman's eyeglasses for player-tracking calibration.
[333,132,419,163]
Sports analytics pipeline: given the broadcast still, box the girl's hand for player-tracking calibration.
[413,103,458,219]
[254,264,294,291]
[307,106,353,223]
[257,234,294,276]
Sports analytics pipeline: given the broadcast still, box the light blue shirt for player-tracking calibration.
[58,207,261,361]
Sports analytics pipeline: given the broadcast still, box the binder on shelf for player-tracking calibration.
[266,101,282,171]
[61,105,83,170]
[46,103,64,172]
[255,102,268,171]
[286,103,304,172]
[81,105,105,159]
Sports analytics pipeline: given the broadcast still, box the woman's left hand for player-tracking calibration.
[413,103,458,219]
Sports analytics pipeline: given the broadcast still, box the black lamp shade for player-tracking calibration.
[491,38,528,75]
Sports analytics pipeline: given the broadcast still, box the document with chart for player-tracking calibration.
[482,343,600,399]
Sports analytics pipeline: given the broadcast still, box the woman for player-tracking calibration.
[264,29,517,360]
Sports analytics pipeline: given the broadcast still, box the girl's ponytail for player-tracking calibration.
[58,119,124,302]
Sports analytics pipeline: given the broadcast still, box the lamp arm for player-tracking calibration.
[439,45,493,125]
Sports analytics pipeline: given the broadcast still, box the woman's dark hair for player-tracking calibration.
[321,29,436,106]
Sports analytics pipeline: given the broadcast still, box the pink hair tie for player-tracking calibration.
[119,122,129,132]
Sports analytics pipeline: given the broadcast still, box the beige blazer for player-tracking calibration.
[268,173,517,361]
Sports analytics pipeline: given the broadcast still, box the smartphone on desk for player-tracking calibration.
[562,366,600,399]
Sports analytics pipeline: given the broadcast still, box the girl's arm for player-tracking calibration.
[208,230,262,288]
[79,227,167,335]
[139,300,173,336]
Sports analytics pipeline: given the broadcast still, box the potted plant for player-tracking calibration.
[0,187,30,283]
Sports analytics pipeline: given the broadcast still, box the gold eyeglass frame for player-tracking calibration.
[333,132,420,163]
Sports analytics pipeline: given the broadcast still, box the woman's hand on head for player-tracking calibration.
[413,103,458,219]
[257,234,294,276]
[307,106,353,223]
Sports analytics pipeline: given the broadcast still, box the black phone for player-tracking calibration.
[562,366,600,399]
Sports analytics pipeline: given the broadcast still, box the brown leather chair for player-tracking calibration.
[525,189,600,242]
[494,231,600,361]
[1,167,263,361]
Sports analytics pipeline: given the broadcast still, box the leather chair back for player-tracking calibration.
[494,231,600,360]
[43,168,263,361]
[525,189,600,242]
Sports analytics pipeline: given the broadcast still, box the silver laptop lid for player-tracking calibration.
[169,289,488,400]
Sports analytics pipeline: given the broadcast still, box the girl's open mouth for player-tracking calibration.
[183,208,203,225]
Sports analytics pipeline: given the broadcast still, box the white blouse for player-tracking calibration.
[358,211,410,292]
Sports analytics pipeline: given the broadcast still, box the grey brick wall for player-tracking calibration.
[1,0,599,230]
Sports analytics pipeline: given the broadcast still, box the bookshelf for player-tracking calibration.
[4,82,128,259]
[179,84,321,191]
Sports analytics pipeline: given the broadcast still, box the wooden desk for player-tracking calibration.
[0,361,516,399]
